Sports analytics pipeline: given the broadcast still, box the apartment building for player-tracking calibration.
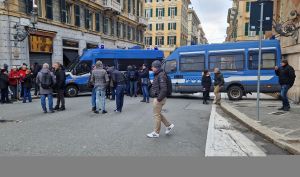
[187,8,207,45]
[0,0,147,67]
[144,0,190,57]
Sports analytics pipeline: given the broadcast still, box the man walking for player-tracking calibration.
[53,62,66,111]
[91,61,109,114]
[213,68,224,105]
[147,60,174,138]
[36,63,56,113]
[275,59,296,111]
[111,67,127,113]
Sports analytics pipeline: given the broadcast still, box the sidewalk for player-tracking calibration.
[220,95,300,154]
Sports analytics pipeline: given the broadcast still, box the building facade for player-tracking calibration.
[144,0,190,57]
[187,8,207,45]
[0,0,147,67]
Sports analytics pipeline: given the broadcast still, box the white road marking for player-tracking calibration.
[205,105,266,157]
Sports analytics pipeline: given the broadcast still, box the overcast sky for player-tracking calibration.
[190,0,232,44]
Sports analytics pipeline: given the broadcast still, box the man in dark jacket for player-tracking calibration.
[0,69,11,104]
[53,62,66,111]
[275,59,296,111]
[213,68,224,105]
[22,69,33,103]
[32,62,42,96]
[139,64,150,103]
[111,67,127,113]
[202,70,212,104]
[147,60,174,138]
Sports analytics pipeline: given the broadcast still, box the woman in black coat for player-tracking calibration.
[201,70,212,104]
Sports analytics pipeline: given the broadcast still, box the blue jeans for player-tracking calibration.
[280,85,290,108]
[41,94,53,112]
[142,85,149,101]
[111,87,116,100]
[91,87,96,108]
[130,81,138,96]
[95,87,106,111]
[23,87,32,103]
[116,85,125,112]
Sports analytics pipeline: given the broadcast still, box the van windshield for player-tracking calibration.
[66,58,79,72]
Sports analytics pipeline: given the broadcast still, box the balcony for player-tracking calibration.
[128,13,137,21]
[138,17,148,26]
[101,0,121,13]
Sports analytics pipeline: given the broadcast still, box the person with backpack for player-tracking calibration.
[91,61,109,114]
[53,62,66,111]
[202,70,212,104]
[139,64,150,103]
[147,60,174,138]
[111,67,127,113]
[22,69,33,103]
[128,65,138,97]
[36,63,56,113]
[275,59,296,111]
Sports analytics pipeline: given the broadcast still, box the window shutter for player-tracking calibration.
[84,9,88,29]
[162,8,165,16]
[175,7,177,16]
[150,9,153,17]
[174,23,176,30]
[25,0,33,14]
[156,24,158,30]
[150,24,152,30]
[46,0,53,20]
[162,23,164,30]
[150,37,152,45]
[75,5,80,27]
[156,8,158,17]
[155,37,157,45]
[168,7,170,16]
[162,36,164,45]
[168,23,170,30]
[174,36,176,45]
[245,22,249,36]
[167,36,170,45]
[96,13,100,32]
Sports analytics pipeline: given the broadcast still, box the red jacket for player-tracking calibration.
[8,70,21,86]
[18,69,27,82]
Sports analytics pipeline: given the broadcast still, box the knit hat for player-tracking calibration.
[281,59,288,64]
[151,60,162,69]
[95,61,103,68]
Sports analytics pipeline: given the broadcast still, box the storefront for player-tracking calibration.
[29,30,56,66]
[62,39,79,67]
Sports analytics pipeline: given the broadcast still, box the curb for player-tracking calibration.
[220,101,300,155]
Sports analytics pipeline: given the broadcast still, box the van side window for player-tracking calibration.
[209,53,244,70]
[249,51,276,69]
[165,60,177,74]
[75,61,92,75]
[180,55,205,72]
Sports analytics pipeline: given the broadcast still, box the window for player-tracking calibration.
[117,22,121,37]
[249,51,276,69]
[84,9,92,30]
[145,0,153,2]
[128,0,131,13]
[65,3,72,24]
[111,18,115,36]
[145,37,152,45]
[123,24,127,39]
[25,0,33,15]
[128,25,131,40]
[155,36,164,46]
[60,0,67,23]
[246,2,251,12]
[74,61,92,75]
[156,23,164,30]
[156,8,165,17]
[245,22,249,36]
[165,60,177,73]
[95,13,100,32]
[168,7,177,17]
[167,36,176,45]
[45,0,53,20]
[148,24,152,31]
[209,53,244,70]
[75,5,80,27]
[145,9,153,18]
[104,17,109,34]
[168,22,176,30]
[180,55,205,71]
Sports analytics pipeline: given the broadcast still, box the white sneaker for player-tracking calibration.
[165,124,175,135]
[147,131,159,138]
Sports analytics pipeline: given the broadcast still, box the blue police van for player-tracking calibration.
[160,40,282,100]
[65,49,164,97]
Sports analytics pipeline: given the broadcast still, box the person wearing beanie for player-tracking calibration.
[91,61,109,114]
[147,60,174,138]
[0,69,12,104]
[275,59,296,111]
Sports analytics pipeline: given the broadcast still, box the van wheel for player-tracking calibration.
[66,85,78,97]
[227,86,243,100]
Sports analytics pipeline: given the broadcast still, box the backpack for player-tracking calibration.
[41,72,53,89]
[129,70,137,80]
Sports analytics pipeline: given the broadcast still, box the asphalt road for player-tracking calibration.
[0,94,211,156]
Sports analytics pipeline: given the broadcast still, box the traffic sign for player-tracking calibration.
[250,0,273,32]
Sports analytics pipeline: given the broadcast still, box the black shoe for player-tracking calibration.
[43,110,48,113]
[59,107,65,111]
[140,100,146,102]
[146,100,150,103]
[102,110,107,114]
[49,110,55,113]
[278,107,284,110]
[94,110,100,114]
[283,107,290,111]
[203,100,206,104]
[92,107,96,111]
[54,105,60,110]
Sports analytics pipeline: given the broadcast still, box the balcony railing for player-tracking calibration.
[101,0,121,13]
[138,17,148,26]
[128,13,137,21]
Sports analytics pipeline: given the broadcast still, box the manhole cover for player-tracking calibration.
[0,119,22,123]
[268,112,286,115]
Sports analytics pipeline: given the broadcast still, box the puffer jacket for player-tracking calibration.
[0,72,9,89]
[91,67,109,90]
[150,69,168,102]
[275,64,296,87]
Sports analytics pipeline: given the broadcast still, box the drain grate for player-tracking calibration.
[268,111,286,115]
